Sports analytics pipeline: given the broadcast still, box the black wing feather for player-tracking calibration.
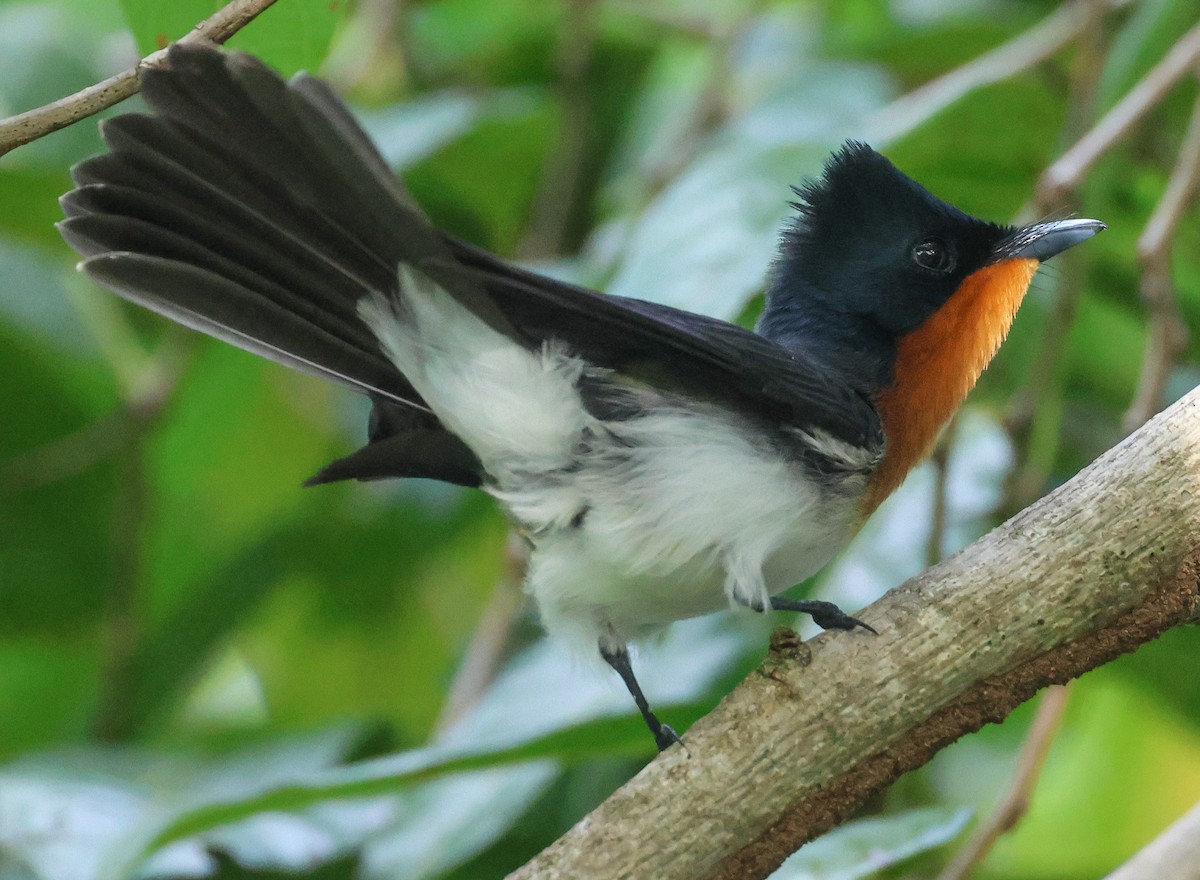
[59,41,882,487]
[443,239,881,448]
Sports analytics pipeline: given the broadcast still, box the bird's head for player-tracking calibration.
[761,141,1104,510]
[765,141,1103,347]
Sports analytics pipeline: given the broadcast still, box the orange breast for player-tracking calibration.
[863,257,1039,514]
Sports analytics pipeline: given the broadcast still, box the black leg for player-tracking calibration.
[599,643,684,752]
[746,596,877,634]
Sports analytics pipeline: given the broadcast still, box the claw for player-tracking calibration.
[768,597,877,634]
[653,723,688,755]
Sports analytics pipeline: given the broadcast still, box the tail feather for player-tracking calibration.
[58,41,489,485]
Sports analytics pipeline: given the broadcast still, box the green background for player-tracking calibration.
[1,0,1198,877]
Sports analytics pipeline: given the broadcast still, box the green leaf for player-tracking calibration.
[0,727,368,880]
[771,806,973,879]
[118,0,342,75]
[225,0,344,77]
[602,15,892,319]
[360,764,559,879]
[118,0,217,55]
[940,670,1200,877]
[605,143,823,319]
[359,89,534,172]
[106,615,759,875]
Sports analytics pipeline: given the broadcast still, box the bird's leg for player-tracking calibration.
[599,642,684,753]
[744,596,877,634]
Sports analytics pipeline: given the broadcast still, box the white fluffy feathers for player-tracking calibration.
[359,265,865,657]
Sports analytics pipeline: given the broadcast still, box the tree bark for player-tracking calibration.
[508,386,1200,880]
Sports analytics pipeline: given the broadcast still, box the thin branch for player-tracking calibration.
[320,0,406,96]
[1001,4,1107,514]
[0,0,281,157]
[1038,20,1200,204]
[604,1,720,40]
[89,347,184,742]
[926,415,958,567]
[1123,90,1200,432]
[508,386,1200,880]
[516,0,600,259]
[867,0,1120,145]
[91,414,150,742]
[434,532,527,735]
[0,411,130,492]
[637,3,763,198]
[936,684,1072,880]
[1103,800,1200,880]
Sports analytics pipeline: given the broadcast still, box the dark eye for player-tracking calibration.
[912,237,953,273]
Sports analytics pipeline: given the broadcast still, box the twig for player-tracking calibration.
[1123,90,1200,432]
[926,416,958,567]
[434,531,527,735]
[1103,800,1200,880]
[604,1,719,40]
[1038,20,1200,205]
[516,0,600,259]
[1001,4,1107,514]
[0,0,281,157]
[867,0,1117,145]
[89,349,182,741]
[91,416,150,742]
[637,3,763,198]
[936,684,1072,880]
[321,0,406,97]
[0,411,131,492]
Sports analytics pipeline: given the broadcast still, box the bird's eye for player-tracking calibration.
[912,237,953,273]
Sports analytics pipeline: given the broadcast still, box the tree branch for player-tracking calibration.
[508,386,1200,880]
[866,0,1114,145]
[935,683,1071,880]
[1037,20,1200,204]
[0,0,280,157]
[1123,90,1200,432]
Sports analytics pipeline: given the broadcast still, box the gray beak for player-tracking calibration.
[993,218,1106,263]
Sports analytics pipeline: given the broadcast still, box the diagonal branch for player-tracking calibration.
[508,386,1200,880]
[866,0,1119,145]
[935,683,1072,880]
[1123,90,1200,432]
[1038,20,1200,204]
[0,0,280,157]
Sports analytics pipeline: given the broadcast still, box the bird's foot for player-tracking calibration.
[767,597,877,634]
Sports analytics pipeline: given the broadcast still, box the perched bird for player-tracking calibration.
[59,42,1103,751]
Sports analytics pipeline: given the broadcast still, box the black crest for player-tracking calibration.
[759,141,1011,389]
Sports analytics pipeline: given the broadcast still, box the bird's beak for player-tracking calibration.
[991,218,1106,264]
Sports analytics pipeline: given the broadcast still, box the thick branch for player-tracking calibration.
[509,387,1200,880]
[0,0,279,157]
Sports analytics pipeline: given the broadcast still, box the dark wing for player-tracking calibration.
[442,238,882,450]
[59,42,881,487]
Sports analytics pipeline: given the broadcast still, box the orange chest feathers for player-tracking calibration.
[863,258,1039,514]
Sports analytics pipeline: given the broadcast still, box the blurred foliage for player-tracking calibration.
[1,0,1198,878]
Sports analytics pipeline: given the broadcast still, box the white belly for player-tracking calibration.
[508,407,867,655]
[360,269,873,658]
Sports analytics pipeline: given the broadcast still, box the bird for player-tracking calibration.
[58,42,1104,751]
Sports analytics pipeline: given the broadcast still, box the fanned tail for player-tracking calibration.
[58,41,483,486]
